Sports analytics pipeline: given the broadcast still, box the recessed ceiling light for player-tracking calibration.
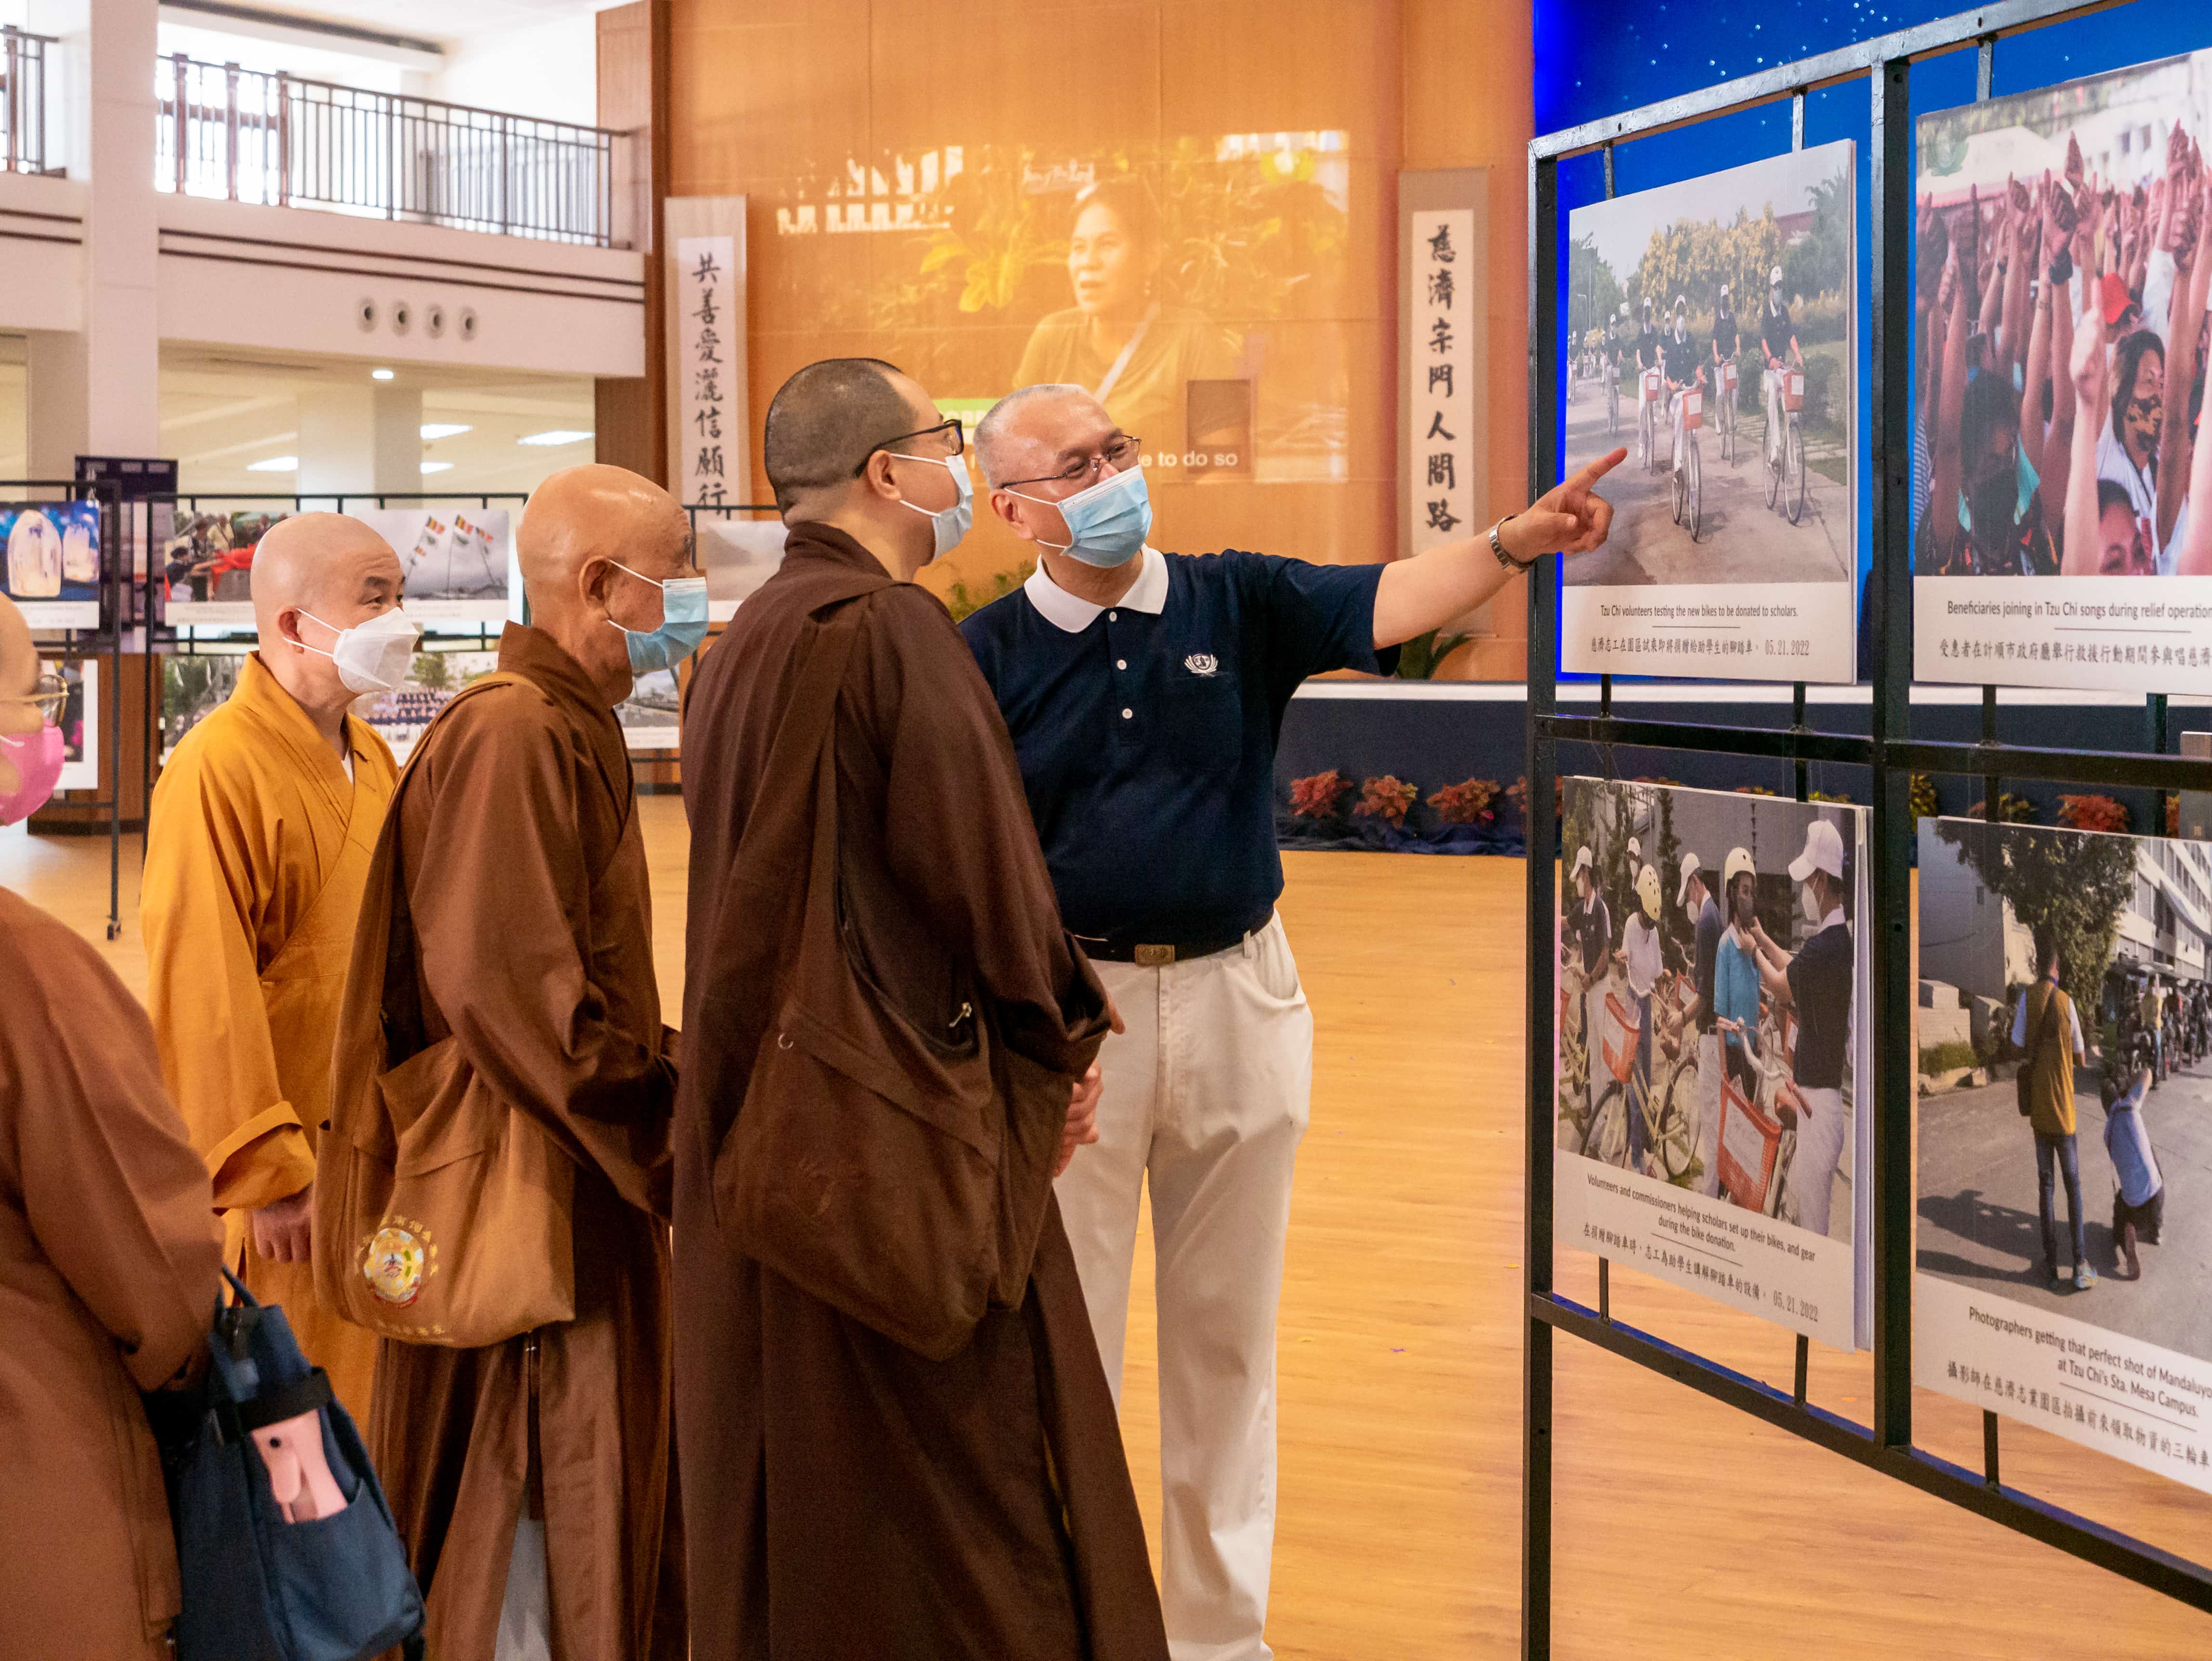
[420,461,454,475]
[371,368,395,381]
[420,423,472,440]
[517,429,594,447]
[246,455,299,472]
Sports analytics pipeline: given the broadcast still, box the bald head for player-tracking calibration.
[519,463,696,706]
[250,513,403,640]
[519,464,691,597]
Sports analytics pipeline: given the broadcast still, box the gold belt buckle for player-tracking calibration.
[1134,943,1176,967]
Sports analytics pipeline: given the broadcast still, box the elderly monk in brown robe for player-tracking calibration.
[0,594,224,1661]
[142,513,411,1424]
[676,356,1169,1660]
[329,465,691,1659]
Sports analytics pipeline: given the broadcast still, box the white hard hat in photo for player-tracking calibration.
[1770,264,1784,285]
[1572,845,1594,880]
[1723,846,1755,888]
[1636,863,1661,921]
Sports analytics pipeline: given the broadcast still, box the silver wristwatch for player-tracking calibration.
[1489,513,1534,571]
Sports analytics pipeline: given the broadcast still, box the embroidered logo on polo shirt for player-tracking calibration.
[1184,653,1219,676]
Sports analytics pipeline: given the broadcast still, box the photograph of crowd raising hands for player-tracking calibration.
[1915,55,2212,578]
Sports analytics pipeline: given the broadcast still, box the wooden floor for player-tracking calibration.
[12,808,2212,1657]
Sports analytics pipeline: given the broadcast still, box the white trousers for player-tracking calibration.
[1694,1032,1723,1198]
[1786,1084,1846,1236]
[494,1518,551,1661]
[1057,913,1313,1661]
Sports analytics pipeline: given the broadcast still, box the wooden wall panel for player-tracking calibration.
[665,0,1534,670]
[1404,0,1535,677]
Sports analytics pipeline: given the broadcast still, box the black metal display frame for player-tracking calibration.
[137,490,529,814]
[7,475,127,937]
[1522,3,2212,1651]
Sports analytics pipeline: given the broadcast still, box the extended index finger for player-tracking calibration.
[1565,447,1628,493]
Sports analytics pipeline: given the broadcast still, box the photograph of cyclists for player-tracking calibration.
[1555,777,1873,1351]
[1913,51,2212,694]
[1560,142,1859,685]
[1917,816,2212,1350]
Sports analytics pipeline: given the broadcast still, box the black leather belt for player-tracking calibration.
[1078,915,1270,966]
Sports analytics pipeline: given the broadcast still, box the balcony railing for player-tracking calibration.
[2,27,52,176]
[155,55,620,248]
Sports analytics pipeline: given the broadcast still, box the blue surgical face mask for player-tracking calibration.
[606,563,710,673]
[891,451,973,559]
[1014,463,1152,568]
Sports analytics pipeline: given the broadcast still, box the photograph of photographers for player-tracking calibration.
[1918,816,2212,1340]
[1914,51,2212,691]
[1556,778,1871,1349]
[1561,142,1858,682]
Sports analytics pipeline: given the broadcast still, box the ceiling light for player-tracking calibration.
[371,368,395,381]
[420,423,472,440]
[420,461,454,475]
[246,455,299,472]
[517,429,593,447]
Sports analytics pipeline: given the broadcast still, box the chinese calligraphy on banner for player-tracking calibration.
[677,234,737,507]
[1408,207,1477,557]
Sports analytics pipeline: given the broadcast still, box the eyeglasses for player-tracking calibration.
[14,671,66,720]
[1002,434,1143,490]
[858,416,964,475]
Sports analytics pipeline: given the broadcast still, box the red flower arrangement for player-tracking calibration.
[1288,769,1354,819]
[1428,777,1502,826]
[1355,775,1420,826]
[1506,776,1562,823]
[2055,794,2130,834]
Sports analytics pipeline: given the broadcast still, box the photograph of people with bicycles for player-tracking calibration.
[1561,143,1858,684]
[1556,778,1872,1351]
[1913,51,2212,695]
[1917,816,2212,1361]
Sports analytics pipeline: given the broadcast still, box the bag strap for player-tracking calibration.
[724,599,870,911]
[378,672,530,1064]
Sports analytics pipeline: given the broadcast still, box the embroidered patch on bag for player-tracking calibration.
[1184,653,1218,676]
[361,1219,436,1306]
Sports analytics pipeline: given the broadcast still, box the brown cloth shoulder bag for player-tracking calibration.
[709,598,1059,1361]
[316,673,577,1348]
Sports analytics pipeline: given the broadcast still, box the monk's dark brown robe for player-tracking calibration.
[361,623,684,1661]
[675,522,1168,1661]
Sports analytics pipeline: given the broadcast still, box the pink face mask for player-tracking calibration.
[0,723,65,824]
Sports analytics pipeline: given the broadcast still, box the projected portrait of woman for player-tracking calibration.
[1013,178,1241,467]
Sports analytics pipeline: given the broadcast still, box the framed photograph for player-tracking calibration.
[54,659,97,792]
[2,500,103,629]
[1917,816,2212,1491]
[1913,51,2212,691]
[1562,142,1859,682]
[1556,778,1873,1349]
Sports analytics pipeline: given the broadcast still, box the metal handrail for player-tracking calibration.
[1,27,53,177]
[153,53,621,247]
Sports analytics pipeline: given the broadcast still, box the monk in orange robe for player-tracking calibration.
[142,513,416,1424]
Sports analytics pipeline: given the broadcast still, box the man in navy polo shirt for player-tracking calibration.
[961,382,1621,1661]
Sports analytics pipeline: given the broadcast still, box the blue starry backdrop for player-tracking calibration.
[1536,0,2212,677]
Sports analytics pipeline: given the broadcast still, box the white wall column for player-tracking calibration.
[297,382,421,497]
[26,0,159,468]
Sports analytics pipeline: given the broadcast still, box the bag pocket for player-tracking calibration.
[717,998,1001,1361]
[257,1429,422,1661]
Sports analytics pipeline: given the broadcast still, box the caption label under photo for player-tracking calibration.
[1916,576,2212,695]
[1561,583,1852,683]
[1557,1154,1856,1350]
[1916,1275,2212,1496]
